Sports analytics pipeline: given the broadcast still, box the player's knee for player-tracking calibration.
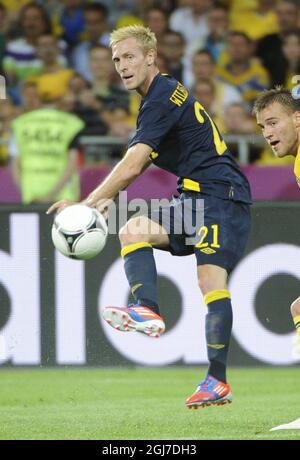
[118,217,147,246]
[197,272,214,295]
[197,265,228,295]
[118,222,134,246]
[290,297,300,317]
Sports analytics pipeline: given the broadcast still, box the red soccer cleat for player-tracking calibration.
[102,305,165,338]
[186,375,232,409]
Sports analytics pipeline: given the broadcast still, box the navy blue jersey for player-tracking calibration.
[129,73,252,204]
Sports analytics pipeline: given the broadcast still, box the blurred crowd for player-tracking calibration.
[1,0,300,173]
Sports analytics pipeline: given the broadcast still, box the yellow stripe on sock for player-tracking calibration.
[207,344,225,349]
[204,289,231,305]
[131,283,143,295]
[121,242,152,258]
[293,315,300,328]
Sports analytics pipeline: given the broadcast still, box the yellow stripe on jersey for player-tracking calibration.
[182,178,201,192]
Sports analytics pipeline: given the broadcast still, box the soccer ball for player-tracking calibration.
[51,204,108,260]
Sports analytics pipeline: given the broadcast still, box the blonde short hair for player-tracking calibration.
[252,87,300,115]
[110,25,157,55]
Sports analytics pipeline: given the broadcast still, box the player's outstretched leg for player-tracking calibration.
[291,297,300,356]
[102,217,168,338]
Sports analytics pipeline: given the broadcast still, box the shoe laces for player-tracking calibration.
[197,375,214,391]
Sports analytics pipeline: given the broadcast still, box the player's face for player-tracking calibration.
[112,38,155,95]
[256,102,300,157]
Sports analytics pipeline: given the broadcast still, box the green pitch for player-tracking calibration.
[0,367,299,440]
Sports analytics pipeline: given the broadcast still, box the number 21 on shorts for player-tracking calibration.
[195,224,221,253]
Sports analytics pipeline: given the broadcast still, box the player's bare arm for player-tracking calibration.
[46,143,152,214]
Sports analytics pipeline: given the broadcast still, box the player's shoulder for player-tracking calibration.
[144,73,192,111]
[147,73,178,99]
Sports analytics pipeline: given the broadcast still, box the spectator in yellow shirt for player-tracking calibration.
[229,0,279,41]
[216,31,270,108]
[29,34,74,103]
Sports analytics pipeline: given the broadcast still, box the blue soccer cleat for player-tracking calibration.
[185,375,232,409]
[102,305,165,338]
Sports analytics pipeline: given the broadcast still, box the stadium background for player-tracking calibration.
[0,0,300,441]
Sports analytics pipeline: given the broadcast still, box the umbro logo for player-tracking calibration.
[200,248,216,254]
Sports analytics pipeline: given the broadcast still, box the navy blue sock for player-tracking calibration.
[122,243,160,315]
[204,290,233,383]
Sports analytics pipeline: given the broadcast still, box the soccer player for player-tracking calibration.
[47,26,252,408]
[253,87,300,356]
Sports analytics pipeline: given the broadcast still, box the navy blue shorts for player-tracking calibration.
[148,192,251,274]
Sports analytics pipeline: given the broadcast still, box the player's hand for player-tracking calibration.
[95,198,114,221]
[46,199,76,215]
[81,197,112,221]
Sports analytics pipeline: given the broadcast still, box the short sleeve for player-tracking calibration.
[129,102,176,151]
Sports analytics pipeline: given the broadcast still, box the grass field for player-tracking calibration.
[0,367,299,440]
